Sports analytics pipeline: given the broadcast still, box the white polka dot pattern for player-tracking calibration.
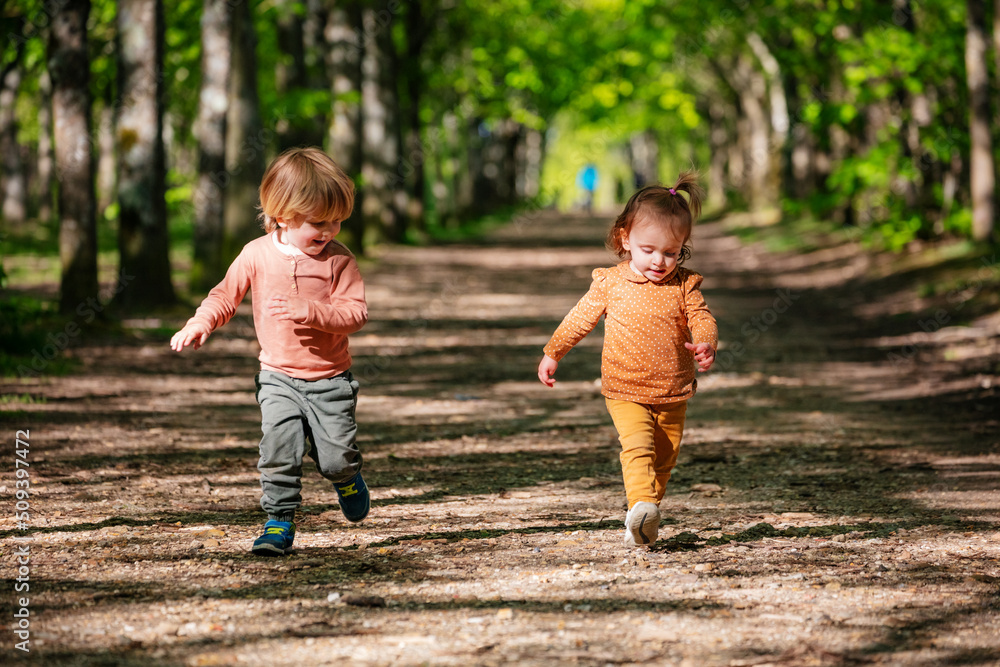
[543,261,719,404]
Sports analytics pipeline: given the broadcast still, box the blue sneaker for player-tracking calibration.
[251,520,295,556]
[334,473,370,523]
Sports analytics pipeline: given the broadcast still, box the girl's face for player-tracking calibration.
[621,218,687,282]
[276,214,341,255]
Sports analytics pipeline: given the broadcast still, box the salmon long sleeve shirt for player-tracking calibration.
[543,261,718,404]
[185,234,368,380]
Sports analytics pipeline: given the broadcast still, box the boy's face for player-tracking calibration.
[621,218,686,282]
[276,214,341,256]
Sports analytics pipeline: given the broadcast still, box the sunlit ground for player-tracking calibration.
[2,212,998,666]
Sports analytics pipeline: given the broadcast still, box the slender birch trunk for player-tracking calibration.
[50,0,99,314]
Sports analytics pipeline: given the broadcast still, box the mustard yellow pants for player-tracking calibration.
[605,398,687,509]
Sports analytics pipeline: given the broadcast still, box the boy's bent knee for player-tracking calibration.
[317,456,361,483]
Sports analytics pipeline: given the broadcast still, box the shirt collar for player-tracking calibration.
[271,230,304,256]
[619,260,678,284]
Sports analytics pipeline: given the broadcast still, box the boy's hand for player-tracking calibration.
[268,295,308,322]
[170,323,211,351]
[537,354,559,387]
[685,342,715,372]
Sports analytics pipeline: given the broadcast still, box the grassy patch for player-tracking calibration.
[0,394,47,405]
[420,205,527,244]
[724,213,852,255]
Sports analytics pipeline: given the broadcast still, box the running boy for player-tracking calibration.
[538,172,718,547]
[171,147,369,556]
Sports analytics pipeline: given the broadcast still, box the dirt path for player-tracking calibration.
[2,212,999,666]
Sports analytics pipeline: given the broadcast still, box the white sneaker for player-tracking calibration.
[624,502,660,547]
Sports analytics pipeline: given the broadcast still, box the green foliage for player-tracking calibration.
[2,0,994,307]
[88,0,118,105]
[163,0,203,142]
[0,295,52,371]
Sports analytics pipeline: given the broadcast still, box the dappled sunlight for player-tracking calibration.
[2,212,998,665]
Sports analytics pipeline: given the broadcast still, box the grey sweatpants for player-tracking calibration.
[254,370,362,522]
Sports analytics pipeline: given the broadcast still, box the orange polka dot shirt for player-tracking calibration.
[543,261,718,404]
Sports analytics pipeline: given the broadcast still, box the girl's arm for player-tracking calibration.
[537,354,559,387]
[538,270,608,385]
[683,271,718,371]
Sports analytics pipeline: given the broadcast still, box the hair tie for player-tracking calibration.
[668,188,676,195]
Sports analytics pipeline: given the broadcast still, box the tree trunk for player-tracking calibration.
[965,0,995,242]
[732,52,773,212]
[50,0,99,314]
[825,74,856,227]
[472,121,500,214]
[707,99,729,209]
[431,141,451,226]
[36,70,55,223]
[995,0,1000,108]
[96,103,116,215]
[1,48,27,225]
[114,0,175,309]
[727,117,746,199]
[402,0,427,231]
[223,0,268,260]
[518,128,542,200]
[455,115,477,220]
[303,0,328,89]
[500,120,521,206]
[788,121,815,199]
[747,33,788,202]
[475,119,520,210]
[434,111,461,226]
[360,5,402,242]
[629,130,659,189]
[780,69,814,200]
[857,100,892,226]
[191,0,231,290]
[326,0,364,251]
[275,0,320,151]
[893,0,935,214]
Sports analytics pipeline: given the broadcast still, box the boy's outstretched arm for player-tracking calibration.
[170,322,212,351]
[537,354,559,387]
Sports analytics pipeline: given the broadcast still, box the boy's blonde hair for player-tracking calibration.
[258,147,355,232]
[607,170,705,265]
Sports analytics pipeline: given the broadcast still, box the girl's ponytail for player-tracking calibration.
[670,170,704,222]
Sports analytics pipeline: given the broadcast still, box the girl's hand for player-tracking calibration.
[170,323,211,351]
[538,354,559,387]
[268,295,308,321]
[685,342,716,372]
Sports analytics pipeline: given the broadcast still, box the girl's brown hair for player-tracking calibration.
[606,170,705,264]
[258,147,355,232]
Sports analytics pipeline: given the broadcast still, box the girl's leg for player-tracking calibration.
[255,371,309,522]
[651,401,687,503]
[605,398,657,508]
